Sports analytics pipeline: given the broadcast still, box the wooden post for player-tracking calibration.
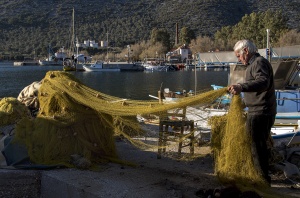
[158,90,162,104]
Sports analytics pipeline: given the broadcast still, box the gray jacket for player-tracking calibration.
[239,53,277,115]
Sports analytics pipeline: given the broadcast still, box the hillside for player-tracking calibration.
[0,0,299,58]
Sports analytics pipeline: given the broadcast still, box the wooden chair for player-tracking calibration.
[157,107,195,159]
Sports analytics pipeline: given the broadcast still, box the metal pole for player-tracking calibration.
[266,29,271,62]
[194,53,198,95]
[76,37,79,58]
[106,32,109,61]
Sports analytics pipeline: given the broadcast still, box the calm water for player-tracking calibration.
[0,62,229,100]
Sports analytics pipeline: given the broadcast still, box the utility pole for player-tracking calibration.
[266,29,271,62]
[127,45,130,63]
[106,32,109,61]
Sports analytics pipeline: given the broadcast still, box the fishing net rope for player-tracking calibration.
[0,71,280,195]
[209,95,269,183]
[209,96,286,198]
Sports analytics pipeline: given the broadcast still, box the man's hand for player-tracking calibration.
[228,84,242,95]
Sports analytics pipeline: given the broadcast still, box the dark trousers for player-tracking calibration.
[246,114,275,183]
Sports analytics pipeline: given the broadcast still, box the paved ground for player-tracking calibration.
[0,137,300,198]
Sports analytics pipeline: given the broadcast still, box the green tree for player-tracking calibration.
[179,27,196,45]
[214,10,289,49]
[150,28,171,50]
[259,10,289,47]
[214,26,233,51]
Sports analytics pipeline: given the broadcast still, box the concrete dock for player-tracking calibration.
[0,139,299,198]
[0,139,217,198]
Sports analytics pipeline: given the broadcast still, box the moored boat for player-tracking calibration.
[75,54,92,64]
[63,58,76,71]
[13,58,39,66]
[83,61,120,72]
[39,59,63,66]
[142,58,178,71]
[38,45,65,66]
[142,62,177,71]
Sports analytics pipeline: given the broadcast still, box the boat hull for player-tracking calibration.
[39,60,63,66]
[83,66,120,72]
[142,63,178,71]
[63,65,76,71]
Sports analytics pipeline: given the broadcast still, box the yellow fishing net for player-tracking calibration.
[0,97,31,127]
[210,95,267,185]
[209,95,285,198]
[0,71,281,196]
[0,71,227,167]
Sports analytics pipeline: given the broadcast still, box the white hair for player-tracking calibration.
[233,40,257,54]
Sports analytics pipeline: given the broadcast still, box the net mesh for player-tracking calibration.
[0,97,31,127]
[0,71,281,196]
[1,71,226,167]
[209,95,284,197]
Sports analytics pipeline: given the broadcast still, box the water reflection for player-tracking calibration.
[0,64,229,100]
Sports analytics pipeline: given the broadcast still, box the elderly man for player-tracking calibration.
[228,39,277,184]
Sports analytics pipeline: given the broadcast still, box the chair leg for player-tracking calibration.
[163,125,168,153]
[157,123,163,159]
[190,122,195,155]
[178,126,184,155]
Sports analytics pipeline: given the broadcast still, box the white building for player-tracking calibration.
[101,41,108,47]
[83,40,99,49]
[166,44,192,63]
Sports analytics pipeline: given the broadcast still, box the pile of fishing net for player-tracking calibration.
[0,71,227,168]
[0,97,31,127]
[0,71,282,196]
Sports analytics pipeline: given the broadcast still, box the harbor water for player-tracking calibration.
[0,62,229,100]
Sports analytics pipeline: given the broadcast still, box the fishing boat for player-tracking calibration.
[142,58,178,71]
[38,45,64,66]
[211,57,300,149]
[142,62,176,71]
[83,61,120,72]
[39,58,63,66]
[75,54,92,64]
[63,58,76,71]
[62,8,84,72]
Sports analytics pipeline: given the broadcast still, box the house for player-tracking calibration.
[166,44,192,63]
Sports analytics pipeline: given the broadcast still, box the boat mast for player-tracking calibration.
[70,8,75,58]
[48,44,51,61]
[71,8,77,70]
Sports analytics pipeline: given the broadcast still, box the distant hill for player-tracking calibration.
[0,0,299,57]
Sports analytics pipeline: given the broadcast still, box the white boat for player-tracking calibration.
[75,54,92,63]
[63,9,91,71]
[39,59,63,66]
[142,58,178,71]
[204,62,227,69]
[39,45,64,66]
[211,58,300,146]
[83,61,120,72]
[142,62,176,71]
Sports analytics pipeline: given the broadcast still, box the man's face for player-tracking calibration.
[235,48,250,65]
